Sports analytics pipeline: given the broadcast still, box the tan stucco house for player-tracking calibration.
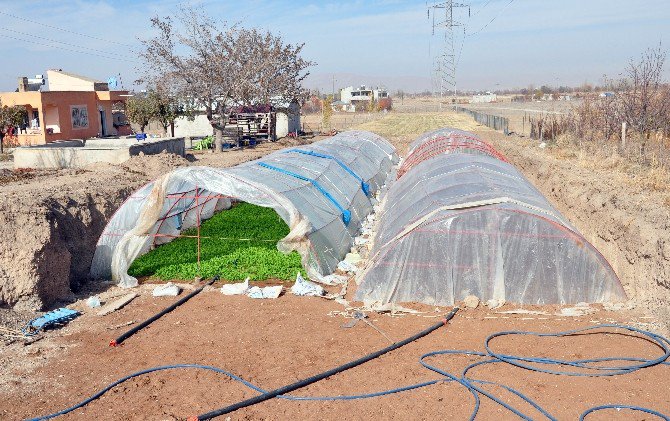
[0,70,129,145]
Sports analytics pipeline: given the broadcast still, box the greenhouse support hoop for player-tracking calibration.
[285,149,371,196]
[258,162,352,225]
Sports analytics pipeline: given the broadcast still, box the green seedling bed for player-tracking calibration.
[128,202,306,282]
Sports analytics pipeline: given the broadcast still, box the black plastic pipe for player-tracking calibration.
[189,306,459,420]
[110,275,219,347]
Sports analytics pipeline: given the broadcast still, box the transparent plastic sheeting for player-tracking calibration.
[90,131,398,288]
[355,150,626,306]
[397,128,508,179]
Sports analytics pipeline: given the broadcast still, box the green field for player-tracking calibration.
[128,202,306,282]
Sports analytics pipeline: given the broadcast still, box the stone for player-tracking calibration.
[485,298,505,309]
[463,295,480,309]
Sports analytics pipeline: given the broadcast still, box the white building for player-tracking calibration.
[471,92,497,103]
[274,99,300,137]
[340,85,389,107]
[173,99,300,140]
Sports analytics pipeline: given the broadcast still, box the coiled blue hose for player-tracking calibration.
[580,404,670,420]
[27,324,670,421]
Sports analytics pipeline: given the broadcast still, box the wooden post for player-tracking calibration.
[196,185,201,276]
[621,122,627,148]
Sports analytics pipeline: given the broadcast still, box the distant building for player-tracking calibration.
[173,98,300,140]
[0,69,129,145]
[340,85,389,109]
[331,100,356,112]
[273,98,301,137]
[471,92,497,103]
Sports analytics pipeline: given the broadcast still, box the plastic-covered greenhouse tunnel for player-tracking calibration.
[355,128,626,306]
[90,131,398,287]
[91,127,625,307]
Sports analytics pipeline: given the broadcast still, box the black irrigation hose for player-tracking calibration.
[110,275,220,347]
[189,306,460,420]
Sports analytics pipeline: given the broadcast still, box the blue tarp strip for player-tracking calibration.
[286,149,371,196]
[258,162,351,225]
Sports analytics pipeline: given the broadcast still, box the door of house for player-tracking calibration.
[99,110,107,136]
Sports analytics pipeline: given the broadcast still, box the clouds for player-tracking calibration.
[0,0,668,92]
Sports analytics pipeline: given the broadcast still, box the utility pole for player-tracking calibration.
[428,1,468,108]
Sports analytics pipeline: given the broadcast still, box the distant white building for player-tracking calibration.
[331,100,356,112]
[274,99,300,137]
[471,92,497,103]
[340,85,389,107]
[173,98,300,140]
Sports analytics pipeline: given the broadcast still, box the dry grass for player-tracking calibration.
[558,145,670,193]
[302,110,489,153]
[301,112,387,133]
[307,107,670,193]
[351,111,487,151]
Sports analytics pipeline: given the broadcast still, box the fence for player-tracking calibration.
[453,106,509,133]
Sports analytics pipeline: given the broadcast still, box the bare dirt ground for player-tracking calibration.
[1,111,670,420]
[2,288,669,421]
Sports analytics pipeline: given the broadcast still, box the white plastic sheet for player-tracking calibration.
[355,131,626,306]
[90,131,397,288]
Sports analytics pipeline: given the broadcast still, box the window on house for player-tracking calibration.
[31,110,40,128]
[71,105,89,129]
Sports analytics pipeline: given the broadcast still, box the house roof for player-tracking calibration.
[50,70,103,83]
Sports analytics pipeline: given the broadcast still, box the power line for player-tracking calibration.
[0,33,136,64]
[470,0,493,17]
[455,27,467,74]
[0,10,137,48]
[0,27,136,60]
[466,0,515,36]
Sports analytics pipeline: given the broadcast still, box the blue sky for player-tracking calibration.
[0,0,668,93]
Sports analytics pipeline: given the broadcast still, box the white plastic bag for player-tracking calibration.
[247,285,282,299]
[337,260,359,273]
[291,273,325,296]
[220,278,250,296]
[86,296,101,308]
[152,282,181,297]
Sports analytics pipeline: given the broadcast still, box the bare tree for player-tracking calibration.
[139,6,314,151]
[617,45,668,139]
